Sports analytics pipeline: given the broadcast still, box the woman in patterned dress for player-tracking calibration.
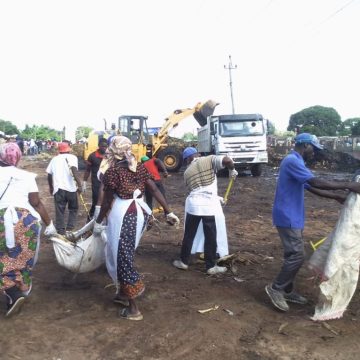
[94,136,179,321]
[0,142,57,317]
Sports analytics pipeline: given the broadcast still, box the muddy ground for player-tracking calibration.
[1,155,360,360]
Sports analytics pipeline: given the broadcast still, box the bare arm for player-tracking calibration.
[71,166,82,191]
[155,158,168,176]
[47,174,54,195]
[307,186,348,204]
[96,183,105,206]
[308,178,360,194]
[145,179,171,214]
[83,162,91,182]
[95,189,114,223]
[28,192,51,226]
[222,156,235,170]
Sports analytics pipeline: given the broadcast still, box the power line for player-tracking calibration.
[318,0,358,25]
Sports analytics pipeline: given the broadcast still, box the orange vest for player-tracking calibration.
[144,158,161,181]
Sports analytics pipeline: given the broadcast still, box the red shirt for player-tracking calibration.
[143,158,161,181]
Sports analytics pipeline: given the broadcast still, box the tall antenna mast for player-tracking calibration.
[224,55,237,114]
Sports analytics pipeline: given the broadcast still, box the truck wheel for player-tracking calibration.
[157,147,183,172]
[250,164,262,177]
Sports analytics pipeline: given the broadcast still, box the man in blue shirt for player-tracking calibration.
[266,133,360,312]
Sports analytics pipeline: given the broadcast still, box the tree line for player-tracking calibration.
[1,105,360,141]
[287,106,360,136]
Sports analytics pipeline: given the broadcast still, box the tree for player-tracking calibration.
[287,106,341,136]
[337,118,360,136]
[20,124,61,140]
[76,126,93,141]
[182,132,198,142]
[0,119,20,135]
[267,120,276,135]
[352,122,360,136]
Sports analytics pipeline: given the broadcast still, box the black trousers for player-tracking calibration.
[89,180,101,218]
[180,213,217,270]
[272,227,305,293]
[54,189,78,234]
[145,180,166,210]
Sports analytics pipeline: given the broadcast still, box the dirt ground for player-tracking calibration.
[1,155,360,360]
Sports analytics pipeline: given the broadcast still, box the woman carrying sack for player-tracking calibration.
[94,136,179,321]
[0,143,57,317]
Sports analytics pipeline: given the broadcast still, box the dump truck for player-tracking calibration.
[197,113,268,176]
[79,100,218,172]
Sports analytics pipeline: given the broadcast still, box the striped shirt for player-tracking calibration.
[184,155,224,191]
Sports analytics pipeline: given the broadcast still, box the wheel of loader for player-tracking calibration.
[157,147,183,172]
[250,164,262,177]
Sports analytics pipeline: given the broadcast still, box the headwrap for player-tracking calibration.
[0,142,22,166]
[106,136,137,172]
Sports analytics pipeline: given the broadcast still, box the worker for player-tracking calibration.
[0,143,57,317]
[172,147,238,275]
[265,133,360,312]
[82,138,108,220]
[93,136,179,320]
[46,142,82,235]
[140,155,168,211]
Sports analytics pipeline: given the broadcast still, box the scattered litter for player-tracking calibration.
[233,277,246,283]
[197,305,219,314]
[104,283,115,289]
[263,256,274,261]
[278,322,289,335]
[322,322,339,336]
[223,308,234,316]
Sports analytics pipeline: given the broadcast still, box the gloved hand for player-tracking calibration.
[166,212,180,227]
[93,205,101,220]
[229,168,238,179]
[44,221,57,236]
[82,181,87,193]
[93,221,107,236]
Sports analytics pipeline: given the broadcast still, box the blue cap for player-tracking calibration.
[295,133,323,150]
[107,135,115,146]
[183,147,198,160]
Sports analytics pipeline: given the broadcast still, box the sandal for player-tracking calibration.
[119,307,143,321]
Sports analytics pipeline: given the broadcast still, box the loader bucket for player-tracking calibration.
[193,100,219,126]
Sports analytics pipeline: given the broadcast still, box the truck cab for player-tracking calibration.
[197,113,268,176]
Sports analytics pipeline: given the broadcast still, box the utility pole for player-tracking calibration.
[224,55,237,114]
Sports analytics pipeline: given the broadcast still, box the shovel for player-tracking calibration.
[223,178,234,205]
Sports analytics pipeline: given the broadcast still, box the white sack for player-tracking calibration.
[50,232,106,273]
[308,191,360,321]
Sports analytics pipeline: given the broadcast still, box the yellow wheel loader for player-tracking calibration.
[81,100,218,172]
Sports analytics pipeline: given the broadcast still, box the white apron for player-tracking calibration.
[105,189,151,284]
[185,181,229,258]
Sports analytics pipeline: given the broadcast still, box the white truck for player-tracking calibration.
[197,113,268,176]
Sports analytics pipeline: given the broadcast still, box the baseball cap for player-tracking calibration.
[58,142,71,153]
[183,147,198,160]
[141,156,150,162]
[295,133,323,150]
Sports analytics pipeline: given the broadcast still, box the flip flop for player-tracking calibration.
[5,296,26,318]
[119,307,143,321]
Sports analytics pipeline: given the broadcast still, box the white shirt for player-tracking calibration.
[46,153,78,194]
[0,166,39,216]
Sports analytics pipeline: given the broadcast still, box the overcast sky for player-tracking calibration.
[1,0,359,138]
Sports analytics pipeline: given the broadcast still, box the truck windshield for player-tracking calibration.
[219,120,264,137]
